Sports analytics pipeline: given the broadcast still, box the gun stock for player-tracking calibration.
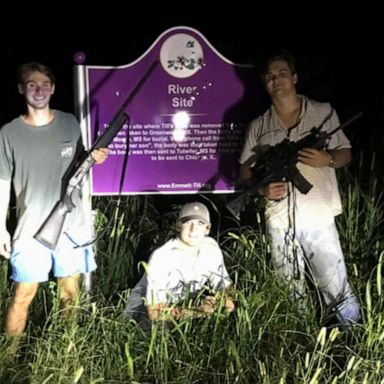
[34,61,159,249]
[34,197,74,249]
[226,190,253,220]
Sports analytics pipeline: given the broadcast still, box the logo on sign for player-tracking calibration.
[160,33,204,78]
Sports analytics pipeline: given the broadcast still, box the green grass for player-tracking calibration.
[1,154,383,383]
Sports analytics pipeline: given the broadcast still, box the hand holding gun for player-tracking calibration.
[34,61,159,249]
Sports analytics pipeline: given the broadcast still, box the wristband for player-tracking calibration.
[328,154,336,167]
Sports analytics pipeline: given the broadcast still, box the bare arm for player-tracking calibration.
[297,148,351,169]
[223,285,235,313]
[240,164,287,201]
[201,286,235,314]
[0,179,11,259]
[327,148,352,168]
[239,164,255,186]
[147,303,180,321]
[147,289,235,321]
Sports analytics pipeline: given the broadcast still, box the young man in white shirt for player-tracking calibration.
[239,50,360,327]
[125,202,234,324]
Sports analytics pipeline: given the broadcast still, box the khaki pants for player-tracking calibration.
[267,220,360,325]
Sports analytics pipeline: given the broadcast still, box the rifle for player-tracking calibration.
[34,60,159,249]
[226,112,362,219]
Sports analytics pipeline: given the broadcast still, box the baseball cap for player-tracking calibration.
[178,202,210,224]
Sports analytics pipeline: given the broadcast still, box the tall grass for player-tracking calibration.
[0,155,384,383]
[92,195,159,298]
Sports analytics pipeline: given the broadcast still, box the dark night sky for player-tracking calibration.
[2,3,383,150]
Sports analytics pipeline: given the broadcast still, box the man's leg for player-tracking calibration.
[57,274,80,316]
[267,226,306,300]
[301,222,360,325]
[6,282,39,336]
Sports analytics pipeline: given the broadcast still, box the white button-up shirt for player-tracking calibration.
[240,96,351,228]
[146,237,232,305]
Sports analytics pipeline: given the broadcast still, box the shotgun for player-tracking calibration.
[34,61,159,249]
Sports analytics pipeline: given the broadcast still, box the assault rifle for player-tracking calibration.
[226,112,362,219]
[34,61,159,249]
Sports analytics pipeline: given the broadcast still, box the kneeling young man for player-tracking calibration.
[125,202,234,323]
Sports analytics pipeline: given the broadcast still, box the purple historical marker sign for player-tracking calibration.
[82,26,265,195]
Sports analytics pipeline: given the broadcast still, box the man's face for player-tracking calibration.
[179,219,210,247]
[263,59,297,98]
[18,71,55,110]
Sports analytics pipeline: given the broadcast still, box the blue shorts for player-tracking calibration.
[10,233,97,283]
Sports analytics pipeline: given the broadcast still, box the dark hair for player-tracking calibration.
[17,61,56,85]
[262,49,297,78]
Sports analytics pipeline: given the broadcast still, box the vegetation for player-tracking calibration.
[0,152,383,383]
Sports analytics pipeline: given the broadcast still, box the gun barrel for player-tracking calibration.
[328,111,363,135]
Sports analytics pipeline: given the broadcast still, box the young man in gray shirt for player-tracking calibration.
[0,62,108,337]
